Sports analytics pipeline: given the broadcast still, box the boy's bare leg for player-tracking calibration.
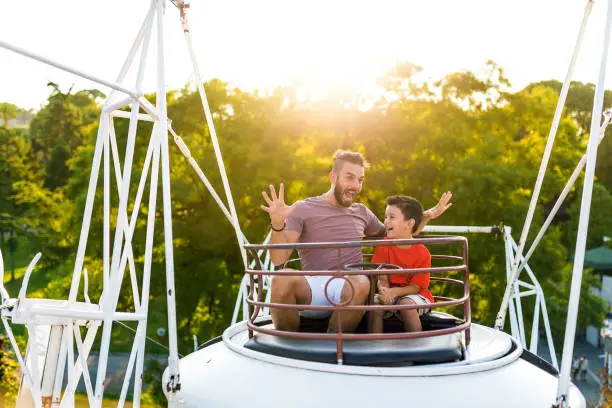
[398,297,422,332]
[270,274,311,331]
[328,275,370,333]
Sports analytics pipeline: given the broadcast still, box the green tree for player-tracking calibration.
[0,103,19,128]
[3,62,608,359]
[29,83,102,190]
[0,126,44,279]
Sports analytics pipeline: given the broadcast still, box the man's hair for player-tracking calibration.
[386,195,423,233]
[331,150,370,173]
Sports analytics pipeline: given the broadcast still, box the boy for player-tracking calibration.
[371,195,434,333]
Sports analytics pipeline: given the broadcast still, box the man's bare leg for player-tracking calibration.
[328,275,370,333]
[270,274,311,331]
[398,298,422,332]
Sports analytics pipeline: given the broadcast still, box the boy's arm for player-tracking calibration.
[371,246,391,298]
[389,284,421,298]
[377,274,390,289]
[379,283,420,305]
[414,191,453,235]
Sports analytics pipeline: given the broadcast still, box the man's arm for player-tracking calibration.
[414,191,453,235]
[364,206,385,238]
[269,229,300,266]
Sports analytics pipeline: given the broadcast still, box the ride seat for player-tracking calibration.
[244,312,465,366]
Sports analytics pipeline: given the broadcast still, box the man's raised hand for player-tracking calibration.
[260,183,294,230]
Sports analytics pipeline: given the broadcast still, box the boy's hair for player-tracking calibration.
[332,150,370,173]
[386,195,423,233]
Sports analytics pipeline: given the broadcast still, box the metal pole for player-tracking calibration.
[132,128,161,406]
[496,0,594,331]
[530,296,541,354]
[422,225,498,234]
[0,39,137,98]
[504,229,521,340]
[94,6,155,405]
[556,0,612,404]
[104,115,110,304]
[68,115,108,302]
[157,1,183,404]
[179,4,248,267]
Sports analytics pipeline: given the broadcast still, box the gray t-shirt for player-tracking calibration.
[285,196,384,271]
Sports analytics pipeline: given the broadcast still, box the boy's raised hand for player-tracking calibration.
[426,191,453,219]
[260,183,294,229]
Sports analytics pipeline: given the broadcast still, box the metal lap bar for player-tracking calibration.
[245,265,466,277]
[245,236,466,250]
[244,236,471,363]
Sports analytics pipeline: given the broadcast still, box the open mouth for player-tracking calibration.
[343,191,356,200]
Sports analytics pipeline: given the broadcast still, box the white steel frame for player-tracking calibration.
[487,0,609,405]
[0,1,184,407]
[0,1,263,406]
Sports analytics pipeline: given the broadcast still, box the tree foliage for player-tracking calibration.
[1,62,610,360]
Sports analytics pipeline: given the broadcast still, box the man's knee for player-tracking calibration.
[271,275,295,300]
[343,275,370,303]
[271,275,310,303]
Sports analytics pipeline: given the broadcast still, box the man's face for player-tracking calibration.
[332,162,365,207]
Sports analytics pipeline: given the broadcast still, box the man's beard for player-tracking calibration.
[334,184,357,207]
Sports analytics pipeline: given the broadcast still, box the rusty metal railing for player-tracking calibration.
[243,236,470,364]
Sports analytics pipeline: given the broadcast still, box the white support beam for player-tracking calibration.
[557,0,612,403]
[0,39,137,98]
[111,110,156,122]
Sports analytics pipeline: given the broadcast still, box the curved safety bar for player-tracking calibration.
[246,265,466,277]
[17,252,42,302]
[243,235,471,362]
[244,236,467,251]
[245,249,266,322]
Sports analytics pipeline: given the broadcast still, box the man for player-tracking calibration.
[260,150,451,333]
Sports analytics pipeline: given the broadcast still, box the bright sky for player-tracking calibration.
[0,0,609,111]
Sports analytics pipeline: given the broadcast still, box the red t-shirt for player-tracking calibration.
[371,241,434,303]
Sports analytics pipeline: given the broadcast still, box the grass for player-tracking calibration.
[0,392,135,407]
[74,393,134,407]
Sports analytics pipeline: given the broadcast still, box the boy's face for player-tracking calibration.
[384,205,415,239]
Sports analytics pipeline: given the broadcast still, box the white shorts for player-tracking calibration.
[374,294,431,318]
[299,276,345,318]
